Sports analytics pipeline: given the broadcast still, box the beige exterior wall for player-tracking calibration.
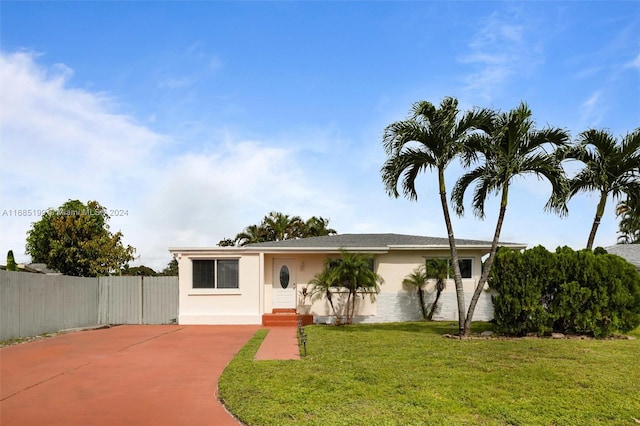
[376,249,489,293]
[174,246,495,325]
[177,252,263,324]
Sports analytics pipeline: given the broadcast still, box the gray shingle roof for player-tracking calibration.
[244,233,524,249]
[605,244,640,270]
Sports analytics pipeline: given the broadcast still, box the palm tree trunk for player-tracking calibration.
[418,288,427,319]
[350,290,356,324]
[427,286,442,320]
[439,167,465,334]
[586,191,608,250]
[463,185,509,336]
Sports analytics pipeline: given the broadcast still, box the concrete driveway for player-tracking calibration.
[1,325,260,426]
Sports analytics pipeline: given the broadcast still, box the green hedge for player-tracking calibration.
[489,246,640,337]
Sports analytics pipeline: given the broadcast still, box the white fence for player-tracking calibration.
[0,271,178,340]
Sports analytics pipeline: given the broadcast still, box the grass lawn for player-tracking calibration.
[219,322,640,426]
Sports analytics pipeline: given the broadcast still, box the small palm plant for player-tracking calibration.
[308,250,383,324]
[402,266,429,319]
[308,267,342,323]
[424,258,451,320]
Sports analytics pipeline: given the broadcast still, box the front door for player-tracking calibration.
[272,258,297,309]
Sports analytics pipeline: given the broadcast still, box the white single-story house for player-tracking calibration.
[169,233,526,325]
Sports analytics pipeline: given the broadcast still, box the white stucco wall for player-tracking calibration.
[292,249,492,323]
[177,252,263,325]
[174,247,496,325]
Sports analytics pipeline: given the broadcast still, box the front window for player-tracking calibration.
[192,259,239,289]
[458,259,472,279]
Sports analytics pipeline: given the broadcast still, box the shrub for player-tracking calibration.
[489,246,640,336]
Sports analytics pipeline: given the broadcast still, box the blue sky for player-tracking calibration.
[1,1,639,270]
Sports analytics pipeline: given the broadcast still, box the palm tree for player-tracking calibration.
[617,193,640,244]
[424,258,451,320]
[303,216,337,237]
[234,224,267,246]
[402,266,429,319]
[381,96,493,334]
[451,101,570,335]
[308,250,383,324]
[308,267,342,322]
[262,211,305,241]
[565,128,640,250]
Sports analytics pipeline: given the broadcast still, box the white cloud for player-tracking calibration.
[459,9,544,100]
[579,91,604,128]
[0,51,350,270]
[627,53,640,69]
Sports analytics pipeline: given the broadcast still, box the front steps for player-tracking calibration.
[262,308,313,326]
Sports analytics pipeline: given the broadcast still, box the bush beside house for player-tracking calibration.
[489,246,640,337]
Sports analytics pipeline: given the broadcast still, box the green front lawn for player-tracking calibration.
[219,322,640,425]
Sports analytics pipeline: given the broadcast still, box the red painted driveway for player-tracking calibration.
[1,325,260,426]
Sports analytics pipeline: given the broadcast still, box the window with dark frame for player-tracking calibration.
[192,259,239,289]
[423,257,473,279]
[458,258,472,279]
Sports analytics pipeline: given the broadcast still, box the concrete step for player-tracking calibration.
[262,313,313,326]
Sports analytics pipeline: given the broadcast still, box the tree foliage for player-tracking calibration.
[489,246,640,337]
[121,265,157,276]
[564,128,640,250]
[451,101,570,334]
[381,96,493,334]
[617,193,640,244]
[25,200,135,277]
[402,266,429,320]
[159,259,179,276]
[6,250,18,271]
[424,258,451,320]
[221,211,337,246]
[309,250,383,324]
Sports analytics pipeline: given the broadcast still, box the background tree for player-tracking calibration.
[6,250,18,271]
[25,200,135,277]
[121,265,157,276]
[159,259,179,276]
[381,96,493,334]
[234,224,268,246]
[616,193,640,244]
[402,266,429,319]
[424,258,451,320]
[565,128,640,250]
[217,238,236,247]
[228,212,338,246]
[452,101,570,335]
[304,216,337,237]
[262,211,305,241]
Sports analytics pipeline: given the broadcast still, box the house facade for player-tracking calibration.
[169,233,526,325]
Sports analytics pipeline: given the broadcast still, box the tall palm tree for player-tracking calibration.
[566,128,640,250]
[617,193,640,244]
[381,96,493,334]
[451,101,570,335]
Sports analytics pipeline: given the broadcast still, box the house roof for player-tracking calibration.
[245,233,525,249]
[605,244,640,270]
[170,233,526,255]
